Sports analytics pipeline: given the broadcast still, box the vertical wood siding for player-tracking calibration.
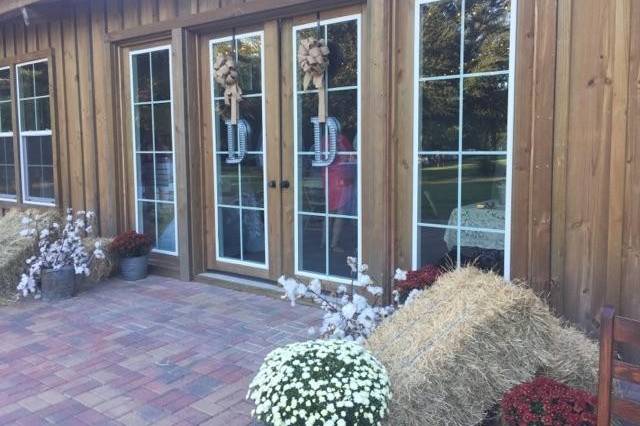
[0,0,637,328]
[0,0,239,235]
[550,0,639,330]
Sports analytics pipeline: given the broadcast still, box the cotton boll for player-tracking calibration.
[394,268,407,281]
[341,303,356,320]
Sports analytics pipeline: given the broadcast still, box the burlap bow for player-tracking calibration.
[213,53,243,124]
[298,37,330,122]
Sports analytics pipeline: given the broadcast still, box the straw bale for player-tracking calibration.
[0,209,60,299]
[366,267,558,426]
[542,323,599,393]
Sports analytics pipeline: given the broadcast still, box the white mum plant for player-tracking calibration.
[17,209,105,297]
[278,257,395,343]
[248,339,391,426]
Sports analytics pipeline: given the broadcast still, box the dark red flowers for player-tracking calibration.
[501,377,597,426]
[394,264,443,300]
[109,230,153,258]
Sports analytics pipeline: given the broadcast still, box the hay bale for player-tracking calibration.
[83,237,117,283]
[0,209,60,299]
[542,323,599,393]
[366,267,558,426]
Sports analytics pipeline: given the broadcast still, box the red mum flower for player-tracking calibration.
[501,377,596,426]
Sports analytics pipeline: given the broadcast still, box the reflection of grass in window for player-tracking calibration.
[462,157,505,206]
[420,157,506,223]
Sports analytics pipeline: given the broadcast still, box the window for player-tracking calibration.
[293,15,361,282]
[16,59,54,205]
[0,67,16,201]
[130,46,177,255]
[210,32,268,267]
[413,0,515,276]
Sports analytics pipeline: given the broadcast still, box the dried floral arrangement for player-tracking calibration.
[17,209,105,297]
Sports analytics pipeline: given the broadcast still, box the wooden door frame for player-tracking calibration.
[280,3,393,292]
[198,22,283,281]
[104,0,393,290]
[117,36,185,278]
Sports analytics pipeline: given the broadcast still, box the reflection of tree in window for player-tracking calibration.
[416,0,512,274]
[463,75,507,151]
[464,0,510,73]
[420,1,461,77]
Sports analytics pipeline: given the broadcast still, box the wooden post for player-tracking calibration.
[171,28,193,282]
[597,305,615,426]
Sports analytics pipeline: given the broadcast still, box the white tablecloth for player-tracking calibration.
[444,203,505,251]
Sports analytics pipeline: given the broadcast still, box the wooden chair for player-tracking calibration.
[598,306,640,425]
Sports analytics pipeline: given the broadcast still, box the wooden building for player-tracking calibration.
[0,0,637,332]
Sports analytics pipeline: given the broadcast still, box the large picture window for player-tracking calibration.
[210,32,268,268]
[413,0,515,276]
[0,67,16,201]
[129,46,177,255]
[17,59,54,205]
[293,15,361,282]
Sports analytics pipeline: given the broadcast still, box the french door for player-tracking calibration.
[122,42,179,259]
[202,6,363,284]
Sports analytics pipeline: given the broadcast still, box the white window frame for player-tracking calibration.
[129,45,178,256]
[412,0,517,279]
[292,14,362,285]
[16,58,54,207]
[209,31,269,270]
[0,66,16,202]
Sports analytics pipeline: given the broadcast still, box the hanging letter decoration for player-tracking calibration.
[213,53,242,124]
[298,37,330,122]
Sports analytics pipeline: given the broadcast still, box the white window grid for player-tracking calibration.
[16,59,54,206]
[209,31,269,270]
[412,0,517,279]
[129,45,178,256]
[292,14,362,284]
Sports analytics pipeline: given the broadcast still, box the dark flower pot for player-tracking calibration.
[119,255,149,281]
[41,266,76,301]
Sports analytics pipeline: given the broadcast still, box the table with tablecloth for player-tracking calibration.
[444,203,505,251]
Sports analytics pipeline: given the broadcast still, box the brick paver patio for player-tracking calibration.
[0,277,322,425]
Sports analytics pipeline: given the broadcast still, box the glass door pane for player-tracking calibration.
[210,32,268,268]
[293,15,361,282]
[129,46,177,255]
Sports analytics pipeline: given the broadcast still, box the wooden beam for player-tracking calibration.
[106,0,365,42]
[172,28,193,281]
[550,0,572,314]
[362,0,393,301]
[604,0,631,311]
[527,0,557,296]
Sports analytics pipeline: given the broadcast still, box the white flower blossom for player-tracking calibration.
[346,256,358,273]
[394,268,408,281]
[248,340,391,426]
[278,257,397,343]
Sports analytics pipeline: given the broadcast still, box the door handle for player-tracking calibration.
[280,180,290,189]
[268,180,277,188]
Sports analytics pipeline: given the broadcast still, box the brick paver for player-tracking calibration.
[0,277,321,425]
